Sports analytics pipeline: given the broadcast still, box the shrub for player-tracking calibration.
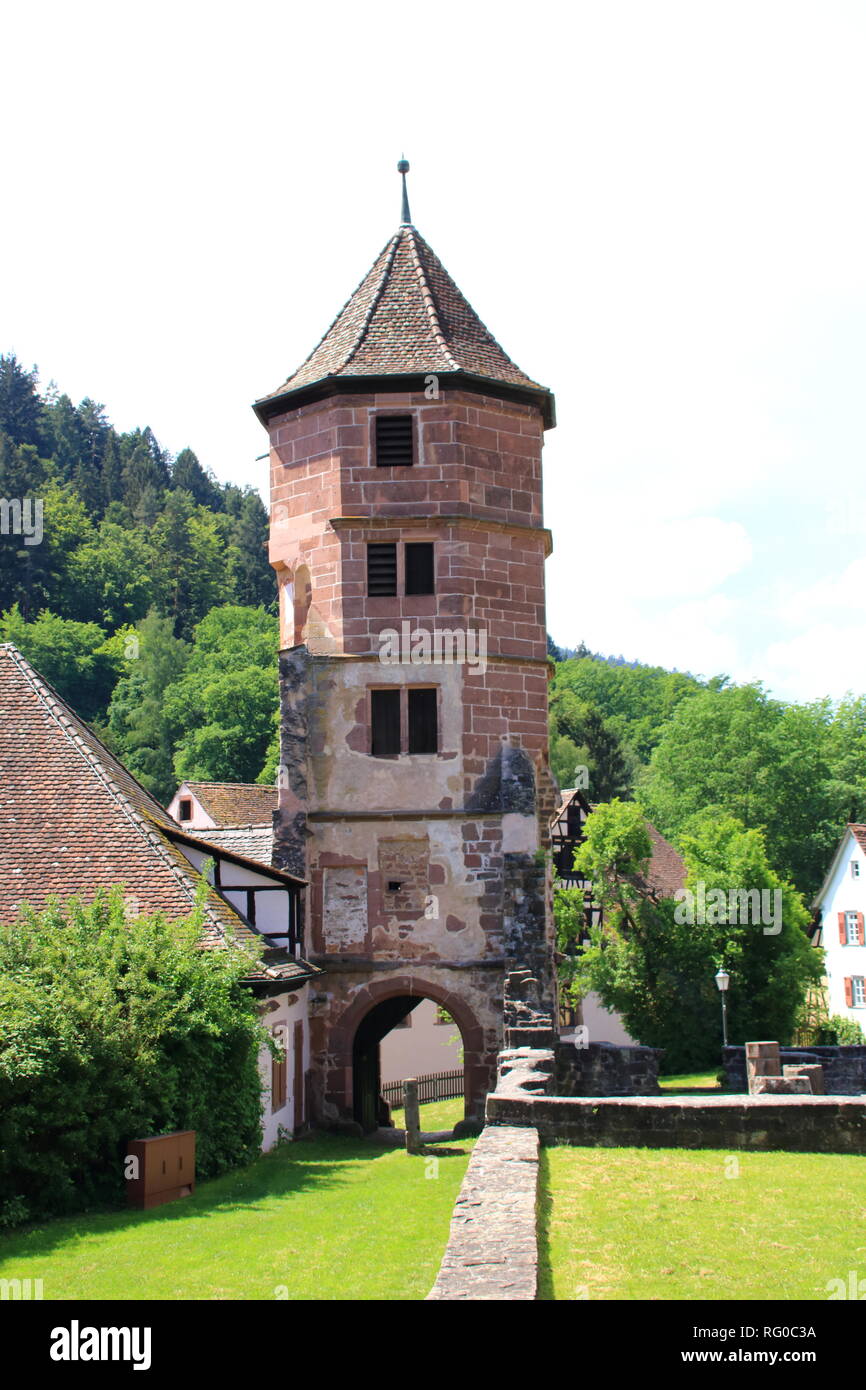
[0,888,268,1225]
[818,1015,866,1046]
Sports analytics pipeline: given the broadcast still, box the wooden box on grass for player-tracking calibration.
[126,1130,196,1210]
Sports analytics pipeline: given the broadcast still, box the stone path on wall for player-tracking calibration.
[426,1125,540,1301]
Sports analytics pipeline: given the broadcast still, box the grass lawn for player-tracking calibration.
[0,1133,473,1301]
[539,1145,866,1300]
[389,1097,465,1130]
[658,1071,722,1092]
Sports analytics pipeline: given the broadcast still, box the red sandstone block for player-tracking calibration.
[424,422,454,444]
[458,424,499,451]
[496,433,537,460]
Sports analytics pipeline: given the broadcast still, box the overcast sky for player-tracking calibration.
[2,1,864,703]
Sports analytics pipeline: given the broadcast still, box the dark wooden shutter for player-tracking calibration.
[367,543,398,595]
[408,688,438,754]
[375,415,414,467]
[371,689,401,755]
[405,542,435,595]
[845,977,854,1007]
[272,1048,287,1112]
[839,912,848,944]
[293,1021,304,1132]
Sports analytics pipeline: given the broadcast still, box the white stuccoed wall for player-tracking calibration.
[819,830,866,1023]
[380,997,463,1082]
[258,990,309,1150]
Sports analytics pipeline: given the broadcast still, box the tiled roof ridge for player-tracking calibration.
[184,780,275,791]
[0,644,240,949]
[195,811,271,822]
[405,226,460,372]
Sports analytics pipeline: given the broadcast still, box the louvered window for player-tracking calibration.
[405,542,435,595]
[367,543,398,596]
[371,689,401,755]
[408,688,438,754]
[375,415,414,467]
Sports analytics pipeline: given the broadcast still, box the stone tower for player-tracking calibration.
[254,165,558,1129]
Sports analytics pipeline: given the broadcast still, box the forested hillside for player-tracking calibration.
[548,645,866,900]
[0,352,278,803]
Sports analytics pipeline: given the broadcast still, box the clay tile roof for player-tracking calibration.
[183,782,277,828]
[848,824,866,856]
[641,822,687,900]
[0,645,316,985]
[191,824,274,867]
[255,224,554,423]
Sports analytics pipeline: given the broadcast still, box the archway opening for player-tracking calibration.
[352,993,466,1133]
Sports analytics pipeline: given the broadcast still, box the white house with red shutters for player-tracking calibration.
[812,824,866,1023]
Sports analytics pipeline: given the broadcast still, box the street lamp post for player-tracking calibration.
[715,968,730,1048]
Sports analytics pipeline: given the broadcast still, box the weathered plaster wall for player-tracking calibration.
[257,990,309,1150]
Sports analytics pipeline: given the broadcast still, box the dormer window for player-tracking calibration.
[852,860,860,878]
[179,798,192,822]
[375,415,414,467]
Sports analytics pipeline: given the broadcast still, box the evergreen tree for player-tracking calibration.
[0,354,43,450]
[226,490,273,609]
[120,429,170,513]
[549,688,633,800]
[105,610,191,801]
[171,448,223,510]
[100,434,124,510]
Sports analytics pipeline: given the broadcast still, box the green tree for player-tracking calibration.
[162,605,279,785]
[171,447,223,510]
[568,800,821,1072]
[225,488,274,609]
[70,521,156,628]
[0,606,125,721]
[151,491,230,638]
[0,354,43,449]
[104,609,191,802]
[642,684,836,897]
[120,428,169,514]
[0,887,266,1225]
[549,687,633,798]
[550,655,706,764]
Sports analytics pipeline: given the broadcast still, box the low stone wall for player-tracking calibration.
[724,1045,866,1096]
[554,1040,662,1096]
[426,1125,540,1301]
[488,1046,866,1153]
[489,1091,866,1153]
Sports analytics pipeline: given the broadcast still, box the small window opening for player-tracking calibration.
[408,688,438,754]
[405,542,435,595]
[371,689,401,756]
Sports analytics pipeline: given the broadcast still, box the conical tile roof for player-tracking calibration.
[255,224,554,425]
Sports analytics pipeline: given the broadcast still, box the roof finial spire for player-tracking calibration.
[397,156,411,225]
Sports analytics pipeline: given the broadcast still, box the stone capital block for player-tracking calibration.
[746,1040,781,1094]
[783,1064,825,1095]
[751,1074,812,1096]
